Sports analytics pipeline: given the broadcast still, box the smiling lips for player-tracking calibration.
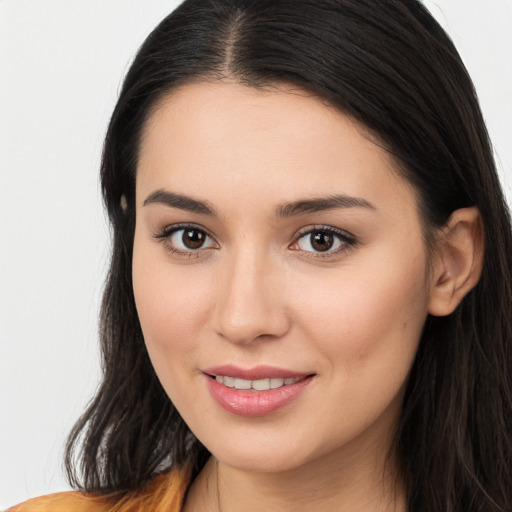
[215,375,303,391]
[203,365,314,416]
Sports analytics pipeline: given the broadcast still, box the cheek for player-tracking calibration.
[292,247,429,380]
[132,239,212,377]
[285,253,429,447]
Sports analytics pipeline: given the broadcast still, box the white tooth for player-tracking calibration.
[215,375,224,384]
[284,377,299,385]
[270,378,284,389]
[235,378,252,390]
[252,378,271,391]
[224,376,235,388]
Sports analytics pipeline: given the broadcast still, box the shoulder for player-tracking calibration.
[7,468,190,512]
[7,491,112,512]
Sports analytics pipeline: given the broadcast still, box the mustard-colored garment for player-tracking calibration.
[8,468,189,512]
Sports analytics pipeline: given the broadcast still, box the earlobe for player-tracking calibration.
[428,207,484,317]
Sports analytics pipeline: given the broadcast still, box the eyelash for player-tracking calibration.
[290,225,357,259]
[153,223,218,259]
[153,223,357,259]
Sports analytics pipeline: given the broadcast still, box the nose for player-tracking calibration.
[211,248,290,345]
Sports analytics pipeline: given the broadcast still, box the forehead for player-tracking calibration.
[136,81,417,217]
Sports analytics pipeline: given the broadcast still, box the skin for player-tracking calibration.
[132,82,482,511]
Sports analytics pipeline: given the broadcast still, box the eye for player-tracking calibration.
[154,224,218,256]
[290,226,356,256]
[170,227,213,250]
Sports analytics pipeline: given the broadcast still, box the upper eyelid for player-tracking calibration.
[154,224,218,257]
[290,225,358,255]
[153,223,219,253]
[154,222,356,248]
[293,224,356,241]
[156,222,216,239]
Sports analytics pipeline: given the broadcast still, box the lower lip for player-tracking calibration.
[205,375,313,417]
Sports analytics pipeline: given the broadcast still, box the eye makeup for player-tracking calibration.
[152,222,358,261]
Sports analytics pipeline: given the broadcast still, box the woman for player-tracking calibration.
[10,0,512,510]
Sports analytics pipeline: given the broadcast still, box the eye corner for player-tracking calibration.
[289,225,357,258]
[152,222,219,259]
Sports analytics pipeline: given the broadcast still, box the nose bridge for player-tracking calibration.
[212,243,289,344]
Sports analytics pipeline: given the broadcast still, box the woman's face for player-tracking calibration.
[133,82,433,473]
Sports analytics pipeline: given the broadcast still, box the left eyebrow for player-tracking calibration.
[275,195,376,218]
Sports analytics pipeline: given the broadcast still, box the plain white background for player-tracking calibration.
[0,1,511,509]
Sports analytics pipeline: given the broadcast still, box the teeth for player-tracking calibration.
[224,376,235,388]
[270,378,284,389]
[252,378,270,391]
[234,378,252,390]
[214,375,302,391]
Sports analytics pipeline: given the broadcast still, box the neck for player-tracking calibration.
[183,441,406,512]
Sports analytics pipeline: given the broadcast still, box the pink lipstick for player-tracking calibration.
[203,365,314,417]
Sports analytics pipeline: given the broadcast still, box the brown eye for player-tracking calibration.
[164,226,217,253]
[293,226,355,256]
[310,231,334,252]
[182,228,206,249]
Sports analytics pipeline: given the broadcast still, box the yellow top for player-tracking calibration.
[8,468,189,512]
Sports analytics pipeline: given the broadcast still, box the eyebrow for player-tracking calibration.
[143,189,375,218]
[143,189,216,215]
[275,195,376,218]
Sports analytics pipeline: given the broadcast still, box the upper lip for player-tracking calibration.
[202,364,314,380]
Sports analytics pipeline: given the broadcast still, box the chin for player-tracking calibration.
[217,449,309,474]
[199,428,323,474]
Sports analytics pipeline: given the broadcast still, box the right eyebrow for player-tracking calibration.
[142,189,216,216]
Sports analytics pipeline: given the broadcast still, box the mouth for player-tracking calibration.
[208,374,309,391]
[202,365,315,416]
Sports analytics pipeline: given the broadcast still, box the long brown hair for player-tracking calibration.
[65,1,512,510]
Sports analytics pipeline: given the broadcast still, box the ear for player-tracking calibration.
[428,207,484,317]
